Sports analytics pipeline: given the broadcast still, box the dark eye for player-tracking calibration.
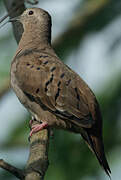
[28,10,34,15]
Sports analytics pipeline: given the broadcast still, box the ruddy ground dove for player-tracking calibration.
[10,8,111,176]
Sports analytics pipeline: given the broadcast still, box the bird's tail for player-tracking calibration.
[81,129,111,177]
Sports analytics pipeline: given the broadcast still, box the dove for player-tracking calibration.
[10,8,111,177]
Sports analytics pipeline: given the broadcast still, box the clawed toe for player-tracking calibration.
[29,122,48,137]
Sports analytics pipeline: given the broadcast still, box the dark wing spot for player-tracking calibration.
[36,88,40,93]
[50,66,56,72]
[75,88,80,100]
[75,87,80,109]
[57,81,61,87]
[66,79,71,86]
[45,74,54,92]
[40,55,48,58]
[30,65,34,68]
[37,67,40,70]
[26,63,30,66]
[55,88,61,101]
[60,73,65,78]
[45,81,50,92]
[24,92,35,101]
[49,74,54,83]
[45,87,48,92]
[43,61,48,65]
[43,56,48,58]
[55,81,61,101]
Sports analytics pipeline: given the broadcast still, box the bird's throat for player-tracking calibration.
[18,28,51,50]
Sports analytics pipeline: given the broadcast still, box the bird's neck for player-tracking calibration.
[18,26,51,50]
[16,27,58,58]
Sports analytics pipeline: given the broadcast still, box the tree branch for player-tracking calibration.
[0,1,50,179]
[25,128,50,180]
[0,159,24,179]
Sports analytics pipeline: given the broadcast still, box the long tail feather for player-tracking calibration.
[81,130,111,177]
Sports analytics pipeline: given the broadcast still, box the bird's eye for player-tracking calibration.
[28,10,34,15]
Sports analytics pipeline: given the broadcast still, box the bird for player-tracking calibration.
[10,8,111,177]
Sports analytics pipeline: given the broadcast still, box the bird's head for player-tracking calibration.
[10,8,52,31]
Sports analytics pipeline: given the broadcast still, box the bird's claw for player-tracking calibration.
[29,122,48,138]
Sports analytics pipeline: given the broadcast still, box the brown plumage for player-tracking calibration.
[10,8,111,176]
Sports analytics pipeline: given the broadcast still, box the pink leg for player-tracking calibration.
[30,122,48,137]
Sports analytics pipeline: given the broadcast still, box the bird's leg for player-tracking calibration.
[30,122,48,137]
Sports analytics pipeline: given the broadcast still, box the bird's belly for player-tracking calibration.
[11,69,55,123]
[11,75,40,120]
[11,69,36,118]
[11,70,27,105]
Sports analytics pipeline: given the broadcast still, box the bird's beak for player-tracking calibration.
[9,15,21,22]
[0,16,21,29]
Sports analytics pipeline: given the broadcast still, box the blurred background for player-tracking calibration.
[0,0,121,179]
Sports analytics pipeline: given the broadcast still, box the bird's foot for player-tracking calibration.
[30,122,48,137]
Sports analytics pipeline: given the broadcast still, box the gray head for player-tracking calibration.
[12,8,52,44]
[18,8,51,29]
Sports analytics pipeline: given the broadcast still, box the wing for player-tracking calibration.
[14,50,95,128]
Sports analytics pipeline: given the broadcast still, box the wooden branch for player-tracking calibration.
[0,128,49,180]
[0,159,24,179]
[0,1,50,179]
[25,128,50,180]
